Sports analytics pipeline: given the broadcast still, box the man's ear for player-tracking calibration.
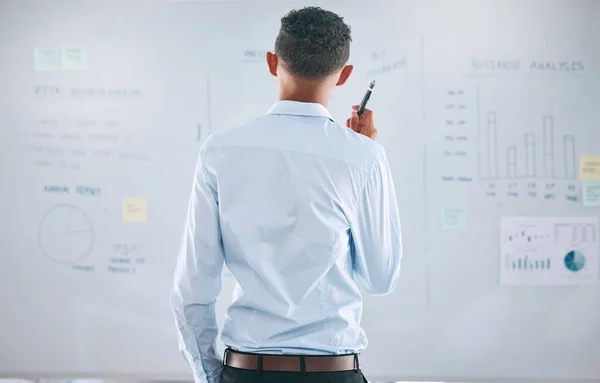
[336,64,354,86]
[266,52,278,77]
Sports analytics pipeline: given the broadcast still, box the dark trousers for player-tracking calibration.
[222,365,368,383]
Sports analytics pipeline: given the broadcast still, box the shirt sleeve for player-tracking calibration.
[170,139,224,383]
[350,149,402,296]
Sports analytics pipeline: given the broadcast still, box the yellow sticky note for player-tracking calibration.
[579,156,600,180]
[122,198,147,223]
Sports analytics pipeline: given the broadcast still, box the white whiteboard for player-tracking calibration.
[1,0,599,382]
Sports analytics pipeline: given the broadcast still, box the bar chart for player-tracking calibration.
[508,255,551,271]
[472,82,580,182]
[479,110,577,181]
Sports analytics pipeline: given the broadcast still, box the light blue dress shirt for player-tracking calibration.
[170,100,402,383]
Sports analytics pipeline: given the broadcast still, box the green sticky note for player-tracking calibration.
[582,181,600,207]
[441,206,466,229]
[61,47,87,71]
[33,46,62,71]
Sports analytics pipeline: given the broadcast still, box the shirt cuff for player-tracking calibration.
[194,365,223,383]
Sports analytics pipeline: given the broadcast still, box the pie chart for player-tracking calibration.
[38,204,94,264]
[564,250,585,272]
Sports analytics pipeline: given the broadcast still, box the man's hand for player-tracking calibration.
[346,105,378,140]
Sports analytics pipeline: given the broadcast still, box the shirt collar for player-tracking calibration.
[266,100,334,122]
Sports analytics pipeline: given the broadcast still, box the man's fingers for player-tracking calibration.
[359,108,372,117]
[349,106,376,139]
[358,114,372,127]
[360,124,376,135]
[361,127,378,139]
[350,118,360,133]
[346,116,360,130]
[349,112,360,133]
[358,113,376,138]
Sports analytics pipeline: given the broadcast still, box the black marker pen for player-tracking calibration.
[357,80,376,116]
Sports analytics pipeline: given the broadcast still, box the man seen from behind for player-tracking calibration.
[171,6,402,383]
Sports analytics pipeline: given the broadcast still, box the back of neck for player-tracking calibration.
[278,81,331,108]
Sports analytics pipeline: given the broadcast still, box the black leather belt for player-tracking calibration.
[224,348,360,372]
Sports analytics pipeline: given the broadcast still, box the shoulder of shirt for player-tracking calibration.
[201,116,264,149]
[326,120,387,174]
[201,114,386,174]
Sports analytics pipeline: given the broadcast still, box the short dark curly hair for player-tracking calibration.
[274,7,352,80]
